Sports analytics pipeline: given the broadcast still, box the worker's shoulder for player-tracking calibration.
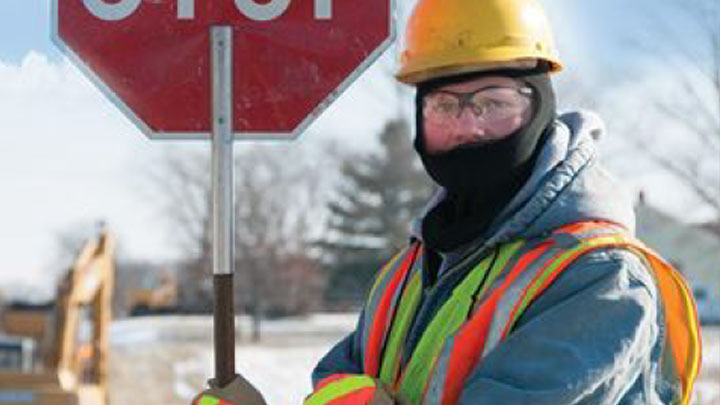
[521,246,659,321]
[567,245,657,294]
[567,245,659,304]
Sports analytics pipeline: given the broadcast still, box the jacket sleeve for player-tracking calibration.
[311,310,366,387]
[458,247,671,405]
[305,311,387,405]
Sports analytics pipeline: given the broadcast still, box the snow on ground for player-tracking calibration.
[110,314,356,405]
[168,339,340,404]
[693,326,720,405]
[109,315,720,405]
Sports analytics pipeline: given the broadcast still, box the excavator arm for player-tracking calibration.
[0,229,115,405]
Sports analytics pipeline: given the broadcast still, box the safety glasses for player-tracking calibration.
[421,84,535,153]
[423,85,533,123]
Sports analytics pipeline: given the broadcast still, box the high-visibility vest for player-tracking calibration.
[307,221,701,405]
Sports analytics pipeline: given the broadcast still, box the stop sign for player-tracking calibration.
[51,0,393,139]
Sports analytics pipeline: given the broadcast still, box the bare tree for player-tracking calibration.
[145,150,214,311]
[608,0,720,228]
[145,144,327,338]
[232,145,326,340]
[146,150,213,260]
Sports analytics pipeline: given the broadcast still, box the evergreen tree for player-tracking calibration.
[322,117,434,305]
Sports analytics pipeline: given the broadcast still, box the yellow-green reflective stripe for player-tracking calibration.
[397,289,468,403]
[200,396,220,405]
[506,234,627,331]
[304,375,376,405]
[397,241,523,404]
[379,270,423,385]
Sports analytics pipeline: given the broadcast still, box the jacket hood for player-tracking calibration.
[412,110,636,250]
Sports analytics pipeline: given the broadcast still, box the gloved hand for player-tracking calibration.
[192,374,267,405]
[304,375,398,405]
[369,383,396,405]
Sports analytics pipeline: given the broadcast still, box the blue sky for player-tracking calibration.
[0,1,61,63]
[0,0,715,298]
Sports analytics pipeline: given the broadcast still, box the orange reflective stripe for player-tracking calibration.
[638,248,701,405]
[364,243,421,376]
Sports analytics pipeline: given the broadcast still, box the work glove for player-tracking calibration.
[369,383,396,405]
[192,374,267,405]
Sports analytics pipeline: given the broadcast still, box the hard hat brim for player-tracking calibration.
[396,54,563,85]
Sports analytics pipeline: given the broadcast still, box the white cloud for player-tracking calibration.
[0,52,171,298]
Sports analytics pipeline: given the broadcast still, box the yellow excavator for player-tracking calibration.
[0,229,115,405]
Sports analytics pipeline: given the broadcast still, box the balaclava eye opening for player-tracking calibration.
[415,64,557,252]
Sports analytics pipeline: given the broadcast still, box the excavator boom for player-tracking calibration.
[0,230,115,405]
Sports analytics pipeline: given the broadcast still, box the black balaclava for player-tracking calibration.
[416,65,556,252]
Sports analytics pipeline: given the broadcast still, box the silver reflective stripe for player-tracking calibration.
[361,252,403,362]
[481,246,560,358]
[361,247,415,369]
[424,336,455,405]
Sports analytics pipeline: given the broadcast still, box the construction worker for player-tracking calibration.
[194,0,701,404]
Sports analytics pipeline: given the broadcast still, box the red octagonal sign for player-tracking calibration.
[52,0,393,139]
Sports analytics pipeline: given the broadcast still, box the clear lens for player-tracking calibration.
[470,87,531,120]
[424,86,532,123]
[427,92,461,115]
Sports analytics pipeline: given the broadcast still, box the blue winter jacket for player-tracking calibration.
[312,111,679,404]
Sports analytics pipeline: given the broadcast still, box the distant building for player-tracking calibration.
[635,193,720,299]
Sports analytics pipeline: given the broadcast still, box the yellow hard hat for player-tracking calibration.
[396,0,564,85]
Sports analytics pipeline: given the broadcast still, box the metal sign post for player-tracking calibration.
[210,26,236,388]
